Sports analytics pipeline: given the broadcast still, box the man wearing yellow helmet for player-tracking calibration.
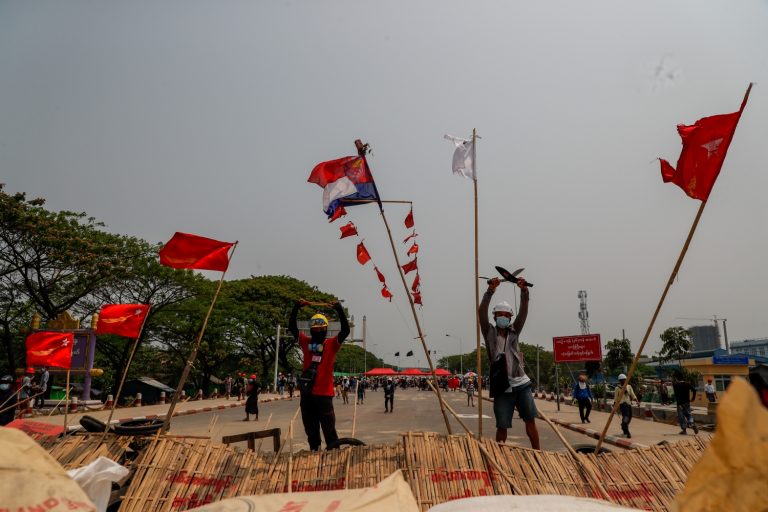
[289,298,349,450]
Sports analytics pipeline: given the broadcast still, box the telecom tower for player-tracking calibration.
[578,290,590,335]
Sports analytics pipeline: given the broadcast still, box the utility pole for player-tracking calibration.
[273,325,281,392]
[362,315,367,373]
[722,318,730,354]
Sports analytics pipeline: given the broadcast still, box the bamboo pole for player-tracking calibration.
[351,379,360,437]
[357,140,452,434]
[472,127,483,439]
[162,243,238,433]
[595,84,753,454]
[62,369,71,436]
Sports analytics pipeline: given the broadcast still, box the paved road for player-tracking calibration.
[166,388,593,452]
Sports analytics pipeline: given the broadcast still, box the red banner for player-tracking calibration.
[552,334,602,363]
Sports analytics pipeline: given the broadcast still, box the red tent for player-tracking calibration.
[431,368,452,376]
[363,368,397,376]
[400,368,424,376]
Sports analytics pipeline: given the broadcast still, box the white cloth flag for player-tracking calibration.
[444,134,475,179]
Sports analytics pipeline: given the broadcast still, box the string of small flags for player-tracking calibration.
[401,206,422,307]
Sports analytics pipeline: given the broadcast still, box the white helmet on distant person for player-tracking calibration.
[492,301,513,314]
[618,373,627,381]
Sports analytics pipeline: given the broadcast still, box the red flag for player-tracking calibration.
[411,273,420,292]
[404,208,414,229]
[26,332,74,369]
[97,304,151,338]
[160,232,235,271]
[407,243,419,256]
[401,258,418,274]
[374,266,386,284]
[328,204,347,223]
[403,232,418,244]
[339,222,358,239]
[660,86,751,201]
[412,291,422,306]
[381,286,393,302]
[356,242,371,265]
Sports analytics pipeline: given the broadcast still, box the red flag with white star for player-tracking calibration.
[26,332,75,369]
[97,304,151,338]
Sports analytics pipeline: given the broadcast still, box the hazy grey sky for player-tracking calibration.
[2,1,767,368]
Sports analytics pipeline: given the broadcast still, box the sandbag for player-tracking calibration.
[188,469,418,512]
[427,495,644,511]
[0,427,95,511]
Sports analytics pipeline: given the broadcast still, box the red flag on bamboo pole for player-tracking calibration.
[401,258,418,274]
[404,208,414,228]
[356,242,371,265]
[159,232,235,271]
[660,85,752,201]
[26,332,74,368]
[339,222,358,239]
[97,304,150,338]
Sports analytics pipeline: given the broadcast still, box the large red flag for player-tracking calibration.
[404,208,414,229]
[659,86,751,201]
[159,232,235,272]
[339,222,358,239]
[401,258,418,274]
[97,304,150,338]
[356,242,371,265]
[26,332,74,368]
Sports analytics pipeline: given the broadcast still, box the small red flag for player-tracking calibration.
[660,86,751,201]
[407,243,419,256]
[26,332,74,369]
[339,222,358,239]
[381,286,393,302]
[401,258,418,274]
[329,204,347,223]
[403,232,418,244]
[374,266,386,284]
[97,304,151,338]
[412,291,422,306]
[404,208,414,229]
[160,232,235,272]
[411,273,420,292]
[356,242,371,265]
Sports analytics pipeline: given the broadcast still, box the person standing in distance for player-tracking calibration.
[289,299,349,451]
[479,276,540,449]
[617,373,640,438]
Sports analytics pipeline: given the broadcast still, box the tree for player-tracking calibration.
[604,338,633,376]
[334,344,383,374]
[658,326,693,367]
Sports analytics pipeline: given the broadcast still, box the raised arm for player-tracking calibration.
[334,302,350,343]
[288,301,301,339]
[512,287,529,334]
[478,286,495,336]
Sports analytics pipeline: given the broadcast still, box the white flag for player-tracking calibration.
[444,134,474,179]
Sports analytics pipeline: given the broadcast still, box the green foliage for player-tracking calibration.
[658,326,693,365]
[334,344,384,374]
[604,338,633,376]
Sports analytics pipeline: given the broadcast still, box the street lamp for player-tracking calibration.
[445,334,463,374]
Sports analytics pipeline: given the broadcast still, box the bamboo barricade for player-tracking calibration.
[114,431,709,512]
[38,433,135,470]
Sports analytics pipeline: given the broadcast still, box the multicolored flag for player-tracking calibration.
[660,86,751,201]
[159,232,235,272]
[26,332,74,369]
[308,156,381,218]
[97,304,151,338]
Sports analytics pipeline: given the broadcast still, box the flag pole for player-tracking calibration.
[472,128,483,439]
[356,140,453,434]
[63,369,71,436]
[594,82,753,453]
[161,243,238,433]
[100,307,152,442]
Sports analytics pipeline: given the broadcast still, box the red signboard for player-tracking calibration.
[6,419,65,438]
[552,334,602,362]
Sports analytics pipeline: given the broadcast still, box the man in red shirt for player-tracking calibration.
[289,299,349,451]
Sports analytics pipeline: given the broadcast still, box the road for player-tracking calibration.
[166,387,593,452]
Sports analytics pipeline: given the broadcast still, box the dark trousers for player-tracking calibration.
[385,395,393,411]
[577,398,592,422]
[619,402,632,435]
[300,393,339,451]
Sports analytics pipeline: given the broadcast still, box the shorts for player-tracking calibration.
[493,383,537,428]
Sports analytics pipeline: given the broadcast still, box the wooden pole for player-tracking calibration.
[351,380,360,437]
[162,243,238,433]
[63,369,71,436]
[357,140,453,434]
[101,307,152,441]
[472,128,483,439]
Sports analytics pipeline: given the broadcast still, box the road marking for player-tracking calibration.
[455,414,492,419]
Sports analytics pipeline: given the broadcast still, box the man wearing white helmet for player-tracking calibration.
[617,373,640,438]
[479,277,539,449]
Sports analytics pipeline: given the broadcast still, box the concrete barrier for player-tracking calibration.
[104,394,114,408]
[159,391,166,404]
[135,392,142,407]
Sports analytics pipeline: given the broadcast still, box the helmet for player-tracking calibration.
[250,374,257,380]
[310,314,329,330]
[618,373,627,381]
[492,302,513,314]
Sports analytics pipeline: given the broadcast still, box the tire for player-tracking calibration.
[80,415,112,433]
[111,418,164,436]
[572,443,611,454]
[326,437,366,450]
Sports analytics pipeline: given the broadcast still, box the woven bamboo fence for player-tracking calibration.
[115,432,710,512]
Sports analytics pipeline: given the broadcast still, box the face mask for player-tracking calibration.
[0,384,9,391]
[309,343,324,353]
[495,316,511,329]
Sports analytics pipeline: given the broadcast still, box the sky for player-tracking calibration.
[1,0,767,370]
